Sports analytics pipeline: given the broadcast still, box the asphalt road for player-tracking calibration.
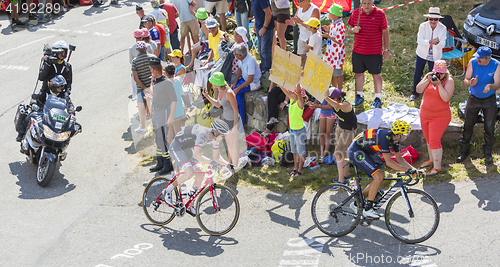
[1,2,500,266]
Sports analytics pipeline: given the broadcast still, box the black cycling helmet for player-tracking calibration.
[211,119,230,136]
[48,75,67,95]
[52,40,69,59]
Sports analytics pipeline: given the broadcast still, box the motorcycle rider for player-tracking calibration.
[16,75,74,142]
[38,40,73,103]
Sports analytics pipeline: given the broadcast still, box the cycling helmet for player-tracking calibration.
[391,120,411,136]
[48,75,67,95]
[52,40,69,59]
[211,119,230,136]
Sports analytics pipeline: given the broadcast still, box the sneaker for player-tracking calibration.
[267,117,279,125]
[186,205,203,216]
[62,6,67,11]
[38,18,49,23]
[162,189,173,206]
[353,94,364,106]
[67,4,75,8]
[363,208,382,218]
[371,97,382,109]
[29,13,38,20]
[135,126,146,133]
[350,202,358,214]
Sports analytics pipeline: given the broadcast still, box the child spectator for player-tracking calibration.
[304,18,322,58]
[322,4,345,90]
[164,63,186,144]
[307,88,337,164]
[280,84,308,178]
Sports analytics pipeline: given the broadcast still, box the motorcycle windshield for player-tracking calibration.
[44,95,70,131]
[44,94,68,112]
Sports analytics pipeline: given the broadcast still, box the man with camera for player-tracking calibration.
[38,40,74,99]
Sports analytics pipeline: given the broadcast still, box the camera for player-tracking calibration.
[431,73,438,81]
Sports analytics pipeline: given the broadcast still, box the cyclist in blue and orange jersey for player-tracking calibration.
[347,120,421,218]
[161,119,232,213]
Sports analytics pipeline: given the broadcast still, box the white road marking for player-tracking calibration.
[83,12,135,27]
[0,35,55,56]
[0,65,29,70]
[279,237,326,267]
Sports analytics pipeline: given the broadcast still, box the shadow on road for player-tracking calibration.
[140,224,238,257]
[9,161,76,199]
[470,177,500,211]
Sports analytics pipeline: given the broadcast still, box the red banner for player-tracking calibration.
[293,0,351,13]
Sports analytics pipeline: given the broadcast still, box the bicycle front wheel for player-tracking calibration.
[311,183,362,237]
[196,184,240,236]
[385,188,440,244]
[142,177,178,226]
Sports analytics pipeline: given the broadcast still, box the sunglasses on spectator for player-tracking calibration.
[429,18,439,21]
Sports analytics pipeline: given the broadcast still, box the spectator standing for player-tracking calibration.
[129,29,154,100]
[131,41,157,133]
[136,5,147,29]
[169,49,187,77]
[307,88,336,164]
[141,27,159,58]
[203,72,240,165]
[270,0,291,50]
[149,1,171,60]
[170,0,199,54]
[9,0,26,25]
[457,47,500,164]
[324,88,357,185]
[304,18,322,58]
[410,7,447,101]
[164,64,186,145]
[322,4,345,90]
[281,84,308,178]
[287,0,319,67]
[234,0,251,44]
[142,16,162,58]
[347,0,390,109]
[231,44,261,128]
[205,0,228,31]
[145,58,177,175]
[160,0,181,50]
[186,8,210,70]
[416,60,454,175]
[252,0,275,73]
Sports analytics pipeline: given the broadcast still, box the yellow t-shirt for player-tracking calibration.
[289,100,304,130]
[208,31,222,62]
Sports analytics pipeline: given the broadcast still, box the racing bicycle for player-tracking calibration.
[142,166,240,236]
[311,161,440,244]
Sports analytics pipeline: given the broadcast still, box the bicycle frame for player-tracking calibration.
[154,169,221,215]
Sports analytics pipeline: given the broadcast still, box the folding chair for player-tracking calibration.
[440,15,469,77]
[248,21,258,50]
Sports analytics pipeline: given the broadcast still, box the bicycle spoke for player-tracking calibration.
[196,185,240,236]
[142,177,177,226]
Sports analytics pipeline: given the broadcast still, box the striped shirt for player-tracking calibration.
[347,6,388,55]
[131,52,157,89]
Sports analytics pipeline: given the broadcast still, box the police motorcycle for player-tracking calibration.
[14,75,82,187]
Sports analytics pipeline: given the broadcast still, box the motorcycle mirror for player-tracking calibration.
[75,106,82,112]
[69,44,76,51]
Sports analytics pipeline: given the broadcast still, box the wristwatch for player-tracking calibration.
[263,26,267,29]
[384,49,390,52]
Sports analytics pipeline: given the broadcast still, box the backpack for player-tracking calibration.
[154,23,166,47]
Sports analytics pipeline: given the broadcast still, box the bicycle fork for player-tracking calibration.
[400,187,415,218]
[210,185,220,211]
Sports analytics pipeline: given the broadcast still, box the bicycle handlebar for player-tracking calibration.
[396,171,424,186]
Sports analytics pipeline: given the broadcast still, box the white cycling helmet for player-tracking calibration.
[211,119,230,136]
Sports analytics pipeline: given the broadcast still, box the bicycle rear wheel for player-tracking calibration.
[385,188,440,244]
[196,184,240,236]
[311,183,362,237]
[142,177,178,226]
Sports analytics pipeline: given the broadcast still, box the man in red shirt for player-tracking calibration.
[160,0,181,50]
[347,0,390,109]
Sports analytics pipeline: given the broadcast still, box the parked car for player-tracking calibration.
[463,0,500,57]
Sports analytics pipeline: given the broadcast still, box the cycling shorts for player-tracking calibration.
[170,141,202,171]
[347,143,382,178]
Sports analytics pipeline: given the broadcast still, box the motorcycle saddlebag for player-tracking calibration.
[14,104,28,132]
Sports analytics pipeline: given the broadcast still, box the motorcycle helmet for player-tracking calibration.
[48,75,67,95]
[52,40,69,59]
[391,120,411,136]
[211,119,230,136]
